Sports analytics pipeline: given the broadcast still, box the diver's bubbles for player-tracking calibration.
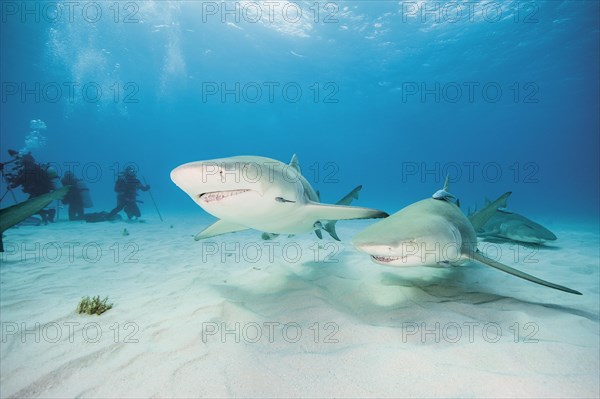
[29,119,47,130]
[19,119,48,154]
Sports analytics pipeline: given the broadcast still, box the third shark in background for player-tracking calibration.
[469,193,558,244]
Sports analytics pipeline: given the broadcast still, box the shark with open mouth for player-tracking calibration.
[171,154,388,241]
[351,178,581,295]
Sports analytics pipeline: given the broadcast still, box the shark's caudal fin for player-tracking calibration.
[470,250,582,295]
[321,185,363,241]
[0,186,71,252]
[306,202,388,224]
[195,219,250,241]
[468,192,512,232]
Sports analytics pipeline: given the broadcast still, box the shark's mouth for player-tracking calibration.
[371,255,404,263]
[199,189,250,203]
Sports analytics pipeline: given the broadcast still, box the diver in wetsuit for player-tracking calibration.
[6,151,58,224]
[108,166,150,220]
[61,171,85,221]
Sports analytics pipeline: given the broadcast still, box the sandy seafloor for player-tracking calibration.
[0,214,598,398]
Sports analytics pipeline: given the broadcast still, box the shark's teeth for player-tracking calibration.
[200,189,250,203]
[372,255,402,263]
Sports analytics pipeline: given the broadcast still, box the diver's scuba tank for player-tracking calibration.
[77,180,93,208]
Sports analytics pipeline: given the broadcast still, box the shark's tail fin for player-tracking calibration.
[320,185,364,241]
[468,192,511,232]
[470,250,581,295]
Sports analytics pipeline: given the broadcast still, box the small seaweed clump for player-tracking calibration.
[77,295,113,315]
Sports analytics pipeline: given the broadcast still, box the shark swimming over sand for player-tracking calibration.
[170,155,388,240]
[351,179,581,295]
[469,195,557,244]
[0,186,70,252]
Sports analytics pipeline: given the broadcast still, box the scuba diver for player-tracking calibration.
[61,171,92,221]
[108,166,150,220]
[5,150,59,224]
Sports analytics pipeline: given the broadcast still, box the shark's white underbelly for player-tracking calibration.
[199,196,315,234]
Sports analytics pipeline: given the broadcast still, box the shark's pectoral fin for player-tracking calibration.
[305,202,388,222]
[469,250,581,295]
[194,220,250,241]
[313,221,324,239]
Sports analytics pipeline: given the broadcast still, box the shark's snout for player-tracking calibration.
[170,163,196,188]
[171,161,261,208]
[170,161,228,193]
[352,232,396,256]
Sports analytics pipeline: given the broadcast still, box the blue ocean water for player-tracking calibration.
[1,0,598,222]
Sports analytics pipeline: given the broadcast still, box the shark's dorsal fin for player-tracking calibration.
[289,154,301,172]
[468,192,512,232]
[336,185,362,206]
[443,175,450,192]
[315,190,321,202]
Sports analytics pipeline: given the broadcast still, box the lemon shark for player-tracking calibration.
[170,155,388,241]
[469,195,557,244]
[0,186,70,252]
[351,179,581,295]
